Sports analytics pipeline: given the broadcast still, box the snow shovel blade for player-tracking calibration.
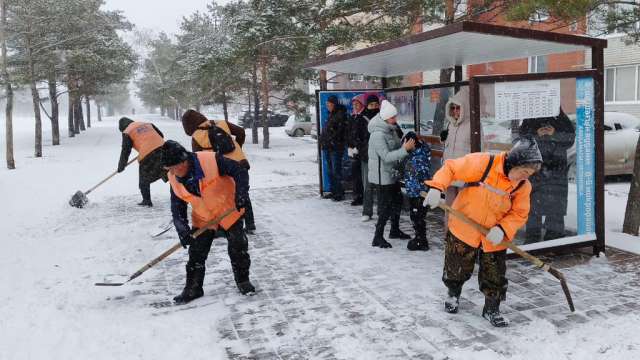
[69,191,89,208]
[94,282,126,286]
[548,267,576,312]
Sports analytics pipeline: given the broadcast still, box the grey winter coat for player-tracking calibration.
[367,114,409,185]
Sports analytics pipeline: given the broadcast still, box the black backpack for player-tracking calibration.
[203,123,236,154]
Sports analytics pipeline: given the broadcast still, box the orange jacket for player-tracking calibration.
[426,152,531,252]
[192,120,248,164]
[123,122,164,161]
[168,152,244,230]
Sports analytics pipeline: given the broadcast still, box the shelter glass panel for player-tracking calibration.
[478,77,596,249]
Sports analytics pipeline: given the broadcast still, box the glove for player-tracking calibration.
[175,219,193,249]
[423,188,442,209]
[352,148,358,155]
[486,226,505,245]
[235,195,248,210]
[347,148,355,157]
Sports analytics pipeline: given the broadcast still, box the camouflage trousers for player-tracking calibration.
[442,231,508,300]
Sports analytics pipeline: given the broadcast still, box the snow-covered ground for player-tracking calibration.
[1,113,640,359]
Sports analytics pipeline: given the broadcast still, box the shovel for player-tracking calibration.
[421,191,575,312]
[95,208,235,286]
[69,157,137,208]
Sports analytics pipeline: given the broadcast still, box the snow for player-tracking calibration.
[1,113,640,359]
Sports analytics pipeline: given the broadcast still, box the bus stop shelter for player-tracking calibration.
[306,21,607,256]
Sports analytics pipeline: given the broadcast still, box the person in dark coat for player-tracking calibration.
[162,140,254,304]
[519,108,575,243]
[347,95,365,206]
[321,95,349,201]
[352,94,380,221]
[117,117,167,207]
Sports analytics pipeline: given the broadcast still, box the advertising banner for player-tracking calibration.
[575,77,595,234]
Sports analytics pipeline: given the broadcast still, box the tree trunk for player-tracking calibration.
[319,70,328,91]
[260,56,270,149]
[85,96,91,128]
[161,106,166,117]
[73,94,81,134]
[68,94,74,137]
[252,62,259,144]
[97,101,102,122]
[222,91,229,121]
[26,35,42,157]
[1,0,15,169]
[623,136,640,235]
[48,74,60,145]
[76,93,85,131]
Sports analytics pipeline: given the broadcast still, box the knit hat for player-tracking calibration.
[379,100,398,121]
[161,140,190,167]
[181,109,209,136]
[118,117,134,132]
[505,136,543,174]
[366,94,380,106]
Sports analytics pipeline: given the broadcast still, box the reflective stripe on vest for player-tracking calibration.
[192,120,248,164]
[123,122,164,161]
[168,152,243,230]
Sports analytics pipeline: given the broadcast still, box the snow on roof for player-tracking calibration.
[306,21,607,77]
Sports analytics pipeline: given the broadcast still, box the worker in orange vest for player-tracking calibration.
[423,136,543,327]
[181,110,256,234]
[162,140,255,304]
[117,117,167,206]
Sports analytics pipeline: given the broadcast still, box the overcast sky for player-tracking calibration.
[103,0,228,36]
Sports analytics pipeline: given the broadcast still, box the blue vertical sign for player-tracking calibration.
[575,77,595,234]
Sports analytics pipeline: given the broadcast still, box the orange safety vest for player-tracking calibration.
[123,122,164,161]
[426,152,532,252]
[168,152,244,231]
[192,120,248,164]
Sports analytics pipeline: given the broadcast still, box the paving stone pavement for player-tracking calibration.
[120,184,638,359]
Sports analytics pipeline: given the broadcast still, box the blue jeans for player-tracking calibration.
[327,150,344,197]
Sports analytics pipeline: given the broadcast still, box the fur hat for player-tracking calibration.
[379,100,398,121]
[161,140,189,167]
[181,109,209,136]
[118,117,134,132]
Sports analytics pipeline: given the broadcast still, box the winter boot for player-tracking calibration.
[371,224,392,248]
[389,228,411,240]
[444,295,460,314]
[173,264,205,305]
[407,236,429,251]
[350,197,363,206]
[138,184,153,207]
[482,297,508,327]
[237,280,256,295]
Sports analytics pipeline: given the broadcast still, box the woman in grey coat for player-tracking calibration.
[368,100,415,248]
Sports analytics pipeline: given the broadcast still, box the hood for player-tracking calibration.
[367,114,393,134]
[445,86,470,127]
[118,117,134,132]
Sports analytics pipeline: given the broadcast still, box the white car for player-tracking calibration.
[284,113,313,137]
[568,112,639,176]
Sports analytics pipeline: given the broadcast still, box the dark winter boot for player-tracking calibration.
[407,235,429,251]
[138,184,153,207]
[371,224,392,248]
[173,264,205,305]
[482,297,508,327]
[350,197,363,206]
[444,287,460,313]
[237,280,256,295]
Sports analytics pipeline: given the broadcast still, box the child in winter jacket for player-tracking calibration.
[402,131,432,251]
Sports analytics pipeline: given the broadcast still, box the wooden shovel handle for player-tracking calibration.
[85,157,138,195]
